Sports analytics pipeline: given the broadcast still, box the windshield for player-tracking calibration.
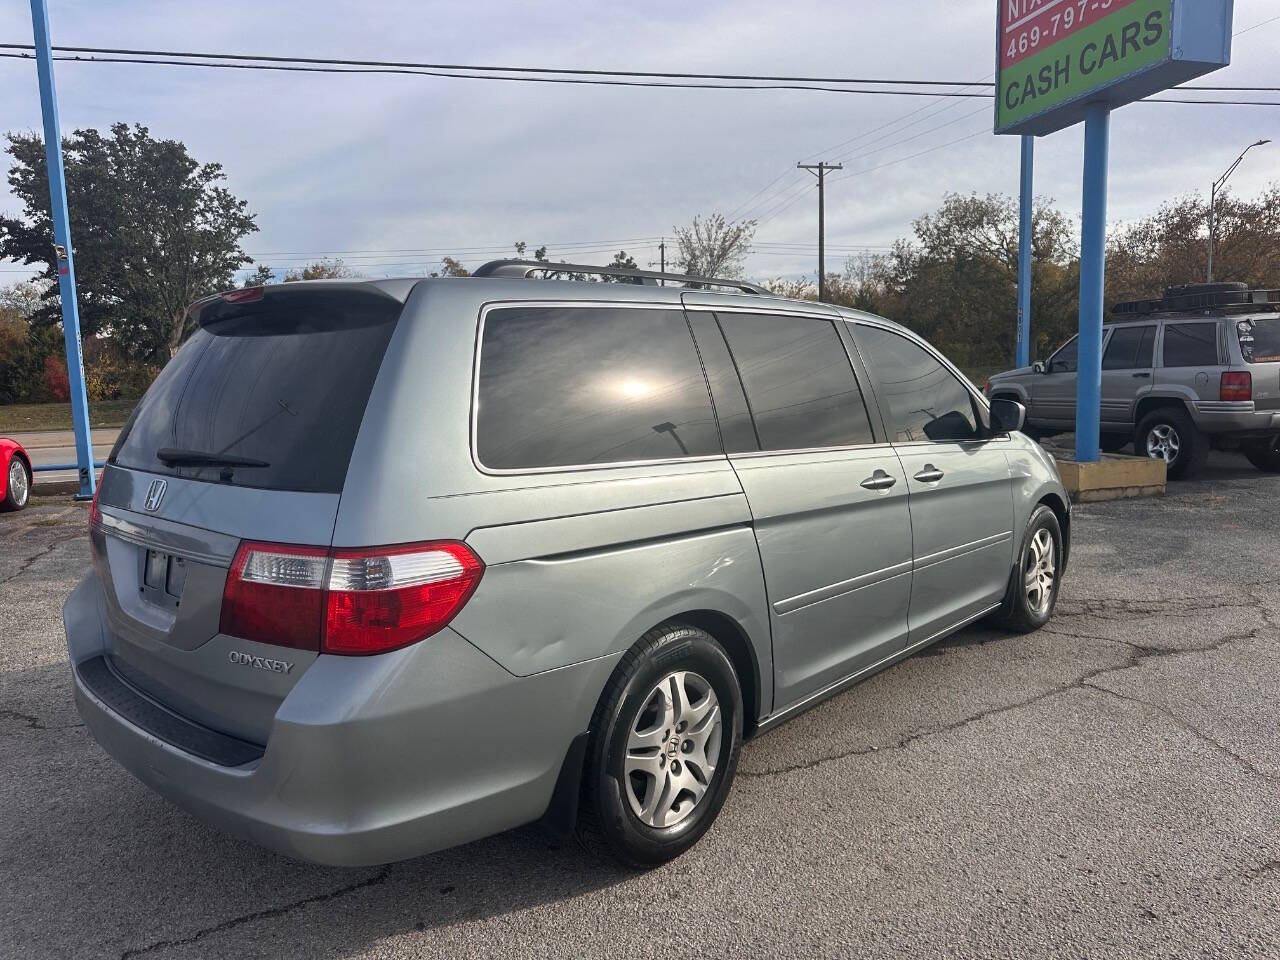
[111,288,402,492]
[1236,317,1280,364]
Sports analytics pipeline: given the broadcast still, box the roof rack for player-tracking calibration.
[471,259,769,295]
[1112,282,1280,317]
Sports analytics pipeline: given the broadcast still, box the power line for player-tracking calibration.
[1,50,1275,103]
[0,43,997,87]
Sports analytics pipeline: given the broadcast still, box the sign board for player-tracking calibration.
[995,0,1234,135]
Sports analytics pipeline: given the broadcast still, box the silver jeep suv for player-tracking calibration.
[65,260,1069,868]
[986,283,1280,478]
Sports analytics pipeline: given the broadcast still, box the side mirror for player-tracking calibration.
[1032,360,1046,374]
[990,397,1026,434]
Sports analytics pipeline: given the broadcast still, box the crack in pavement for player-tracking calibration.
[741,610,1265,781]
[0,708,45,730]
[118,867,392,959]
[1082,681,1278,785]
[0,530,86,586]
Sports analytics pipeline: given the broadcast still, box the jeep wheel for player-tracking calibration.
[577,623,742,867]
[1135,407,1208,479]
[1243,436,1280,473]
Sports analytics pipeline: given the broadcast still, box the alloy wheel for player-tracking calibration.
[1145,423,1180,464]
[1023,527,1055,616]
[8,458,28,507]
[623,670,722,828]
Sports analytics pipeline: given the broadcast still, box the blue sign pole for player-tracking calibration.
[1074,103,1110,465]
[29,0,95,499]
[1016,135,1034,369]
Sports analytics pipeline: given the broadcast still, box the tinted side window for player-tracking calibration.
[855,326,979,443]
[1102,325,1156,370]
[476,306,720,469]
[1163,322,1219,367]
[685,312,759,453]
[1047,335,1079,373]
[714,312,873,451]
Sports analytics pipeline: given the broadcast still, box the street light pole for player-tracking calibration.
[1207,138,1270,283]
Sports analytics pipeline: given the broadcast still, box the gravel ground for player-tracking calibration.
[2,451,1277,960]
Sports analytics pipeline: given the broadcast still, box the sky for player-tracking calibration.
[0,0,1276,287]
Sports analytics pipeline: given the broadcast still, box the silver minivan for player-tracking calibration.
[65,262,1070,867]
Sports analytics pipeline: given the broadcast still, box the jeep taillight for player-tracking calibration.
[219,541,483,655]
[1220,371,1252,402]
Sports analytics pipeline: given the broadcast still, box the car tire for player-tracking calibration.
[577,623,742,868]
[2,456,31,512]
[996,504,1063,634]
[1135,406,1208,479]
[1242,436,1280,473]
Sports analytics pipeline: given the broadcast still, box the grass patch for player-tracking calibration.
[0,400,136,434]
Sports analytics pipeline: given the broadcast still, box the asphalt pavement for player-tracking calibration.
[2,451,1278,959]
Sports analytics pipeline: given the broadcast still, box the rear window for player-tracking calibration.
[1236,317,1280,364]
[476,305,721,470]
[111,288,401,493]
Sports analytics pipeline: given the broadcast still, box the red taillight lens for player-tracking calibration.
[1221,371,1252,402]
[219,540,483,656]
[221,543,329,651]
[221,286,264,304]
[324,543,483,654]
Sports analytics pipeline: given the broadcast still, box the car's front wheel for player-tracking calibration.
[1242,436,1280,473]
[2,456,30,512]
[577,623,742,867]
[1135,407,1208,479]
[997,504,1063,633]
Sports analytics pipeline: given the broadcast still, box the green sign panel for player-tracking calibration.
[995,0,1233,136]
[997,0,1171,133]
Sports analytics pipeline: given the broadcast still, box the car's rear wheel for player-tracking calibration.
[1242,436,1280,473]
[1135,407,1208,479]
[2,457,30,512]
[996,504,1063,633]
[577,623,742,867]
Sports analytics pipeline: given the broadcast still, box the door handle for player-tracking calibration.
[860,469,897,491]
[1132,372,1151,378]
[913,464,945,483]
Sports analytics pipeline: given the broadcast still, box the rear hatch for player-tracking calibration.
[1235,316,1280,411]
[90,283,407,745]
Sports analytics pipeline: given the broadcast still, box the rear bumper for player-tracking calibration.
[64,573,616,866]
[1188,401,1280,437]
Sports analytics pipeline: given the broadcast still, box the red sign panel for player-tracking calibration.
[1000,0,1142,69]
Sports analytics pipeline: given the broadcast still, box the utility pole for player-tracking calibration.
[797,161,842,302]
[1207,138,1270,282]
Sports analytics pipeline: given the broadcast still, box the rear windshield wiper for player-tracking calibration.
[156,448,270,469]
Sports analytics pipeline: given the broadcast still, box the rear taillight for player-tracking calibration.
[1221,371,1252,402]
[219,540,483,656]
[88,485,101,533]
[982,379,992,397]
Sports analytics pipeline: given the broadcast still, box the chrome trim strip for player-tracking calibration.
[912,531,1013,572]
[773,560,913,615]
[1192,400,1256,413]
[97,510,233,566]
[756,601,1003,733]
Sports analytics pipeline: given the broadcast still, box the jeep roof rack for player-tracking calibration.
[1111,281,1280,318]
[471,259,770,295]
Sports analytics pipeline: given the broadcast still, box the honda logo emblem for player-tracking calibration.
[144,479,167,512]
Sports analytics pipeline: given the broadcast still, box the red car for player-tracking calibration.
[1,437,32,511]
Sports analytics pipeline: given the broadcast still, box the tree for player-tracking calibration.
[430,256,470,277]
[1107,186,1280,304]
[0,123,258,362]
[672,213,757,278]
[282,258,359,282]
[240,264,275,287]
